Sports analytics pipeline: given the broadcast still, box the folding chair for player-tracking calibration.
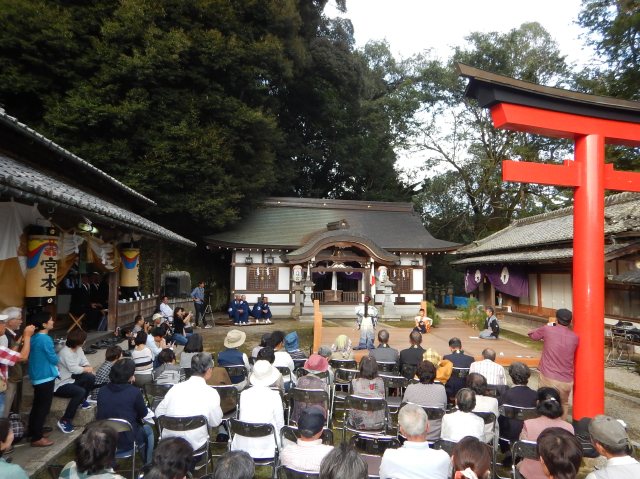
[279,467,319,479]
[473,411,498,478]
[329,359,357,370]
[397,401,446,442]
[249,356,256,365]
[451,367,470,380]
[379,374,408,416]
[287,388,330,426]
[377,361,399,374]
[511,440,538,479]
[280,425,334,447]
[222,365,249,385]
[181,367,192,380]
[228,419,279,479]
[211,385,240,422]
[157,415,212,473]
[95,418,139,479]
[331,368,359,421]
[276,366,294,385]
[499,405,539,422]
[400,363,417,380]
[143,383,173,411]
[349,433,400,455]
[293,358,307,370]
[342,395,390,442]
[433,438,457,455]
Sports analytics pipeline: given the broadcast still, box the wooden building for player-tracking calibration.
[453,192,640,324]
[205,197,457,316]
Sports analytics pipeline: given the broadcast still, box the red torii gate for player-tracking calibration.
[458,64,640,420]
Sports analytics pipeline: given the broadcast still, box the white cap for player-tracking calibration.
[0,314,8,322]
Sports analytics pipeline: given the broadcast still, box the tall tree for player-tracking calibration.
[413,23,574,243]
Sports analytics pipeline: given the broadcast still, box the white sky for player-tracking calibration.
[325,0,595,174]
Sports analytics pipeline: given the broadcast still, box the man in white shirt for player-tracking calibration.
[469,348,507,390]
[280,407,333,473]
[159,296,174,323]
[379,404,450,479]
[155,352,223,450]
[586,415,640,479]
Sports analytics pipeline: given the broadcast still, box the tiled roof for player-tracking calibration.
[205,197,458,252]
[0,109,155,206]
[452,243,631,266]
[609,269,640,285]
[456,192,640,256]
[0,154,195,247]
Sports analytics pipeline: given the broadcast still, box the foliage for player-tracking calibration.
[425,300,441,327]
[0,0,415,242]
[457,297,485,330]
[412,23,575,244]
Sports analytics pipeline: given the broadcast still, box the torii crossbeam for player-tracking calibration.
[458,64,640,420]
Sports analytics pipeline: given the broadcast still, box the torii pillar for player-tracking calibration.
[458,64,640,420]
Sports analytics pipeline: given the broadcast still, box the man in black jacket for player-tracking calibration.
[443,337,474,401]
[399,331,425,379]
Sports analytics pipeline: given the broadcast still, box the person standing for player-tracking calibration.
[479,306,500,339]
[354,296,378,350]
[528,308,578,419]
[191,281,210,328]
[27,312,58,447]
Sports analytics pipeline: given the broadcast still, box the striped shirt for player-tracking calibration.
[469,359,507,386]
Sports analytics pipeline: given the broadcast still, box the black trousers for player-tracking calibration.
[29,379,55,441]
[54,372,96,421]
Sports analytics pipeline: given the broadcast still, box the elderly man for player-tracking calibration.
[586,415,640,479]
[1,307,26,416]
[470,348,507,392]
[155,352,223,451]
[379,404,450,479]
[280,407,333,473]
[369,329,399,364]
[528,308,578,419]
[0,314,35,418]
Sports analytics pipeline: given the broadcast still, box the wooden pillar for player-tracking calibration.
[312,299,323,353]
[154,240,163,295]
[107,271,119,330]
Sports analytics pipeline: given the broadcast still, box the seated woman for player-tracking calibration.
[179,333,203,376]
[170,308,192,346]
[537,427,583,479]
[518,387,575,479]
[0,418,28,479]
[330,334,353,361]
[402,360,447,440]
[498,362,537,454]
[131,331,154,388]
[451,436,492,479]
[54,328,96,434]
[255,347,284,391]
[413,308,432,334]
[97,358,155,465]
[144,437,193,479]
[441,388,485,442]
[231,360,284,459]
[59,422,125,479]
[348,356,385,431]
[290,354,331,424]
[153,349,184,385]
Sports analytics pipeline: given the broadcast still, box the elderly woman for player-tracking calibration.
[402,360,447,440]
[59,422,125,479]
[518,387,575,479]
[330,334,353,360]
[441,388,485,442]
[498,362,537,454]
[289,354,331,424]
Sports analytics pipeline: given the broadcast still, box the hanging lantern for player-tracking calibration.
[120,246,140,287]
[25,226,59,306]
[292,265,303,283]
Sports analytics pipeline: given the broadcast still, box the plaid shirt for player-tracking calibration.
[422,348,442,366]
[90,361,113,400]
[0,347,20,382]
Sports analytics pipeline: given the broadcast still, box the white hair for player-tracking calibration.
[398,403,428,437]
[1,307,22,320]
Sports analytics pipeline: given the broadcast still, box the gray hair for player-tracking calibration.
[456,388,476,412]
[319,443,367,479]
[191,352,214,376]
[212,451,255,479]
[482,348,496,361]
[398,403,428,437]
[1,307,22,320]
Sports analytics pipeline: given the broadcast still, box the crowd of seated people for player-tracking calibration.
[13,311,637,479]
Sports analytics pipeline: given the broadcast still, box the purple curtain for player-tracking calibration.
[484,265,529,298]
[464,268,483,293]
[338,271,362,280]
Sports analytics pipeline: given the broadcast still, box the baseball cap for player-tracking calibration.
[297,407,325,437]
[589,414,629,449]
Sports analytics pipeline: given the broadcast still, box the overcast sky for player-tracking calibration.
[325,0,594,174]
[326,0,593,66]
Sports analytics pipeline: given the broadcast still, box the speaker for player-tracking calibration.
[163,277,179,297]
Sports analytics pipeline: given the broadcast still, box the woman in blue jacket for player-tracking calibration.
[27,312,59,447]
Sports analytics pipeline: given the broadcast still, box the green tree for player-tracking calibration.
[413,23,574,242]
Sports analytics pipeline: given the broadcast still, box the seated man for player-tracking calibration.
[212,451,255,479]
[466,373,499,444]
[280,407,333,473]
[369,329,399,364]
[399,331,425,379]
[155,353,223,451]
[159,296,174,324]
[218,329,251,390]
[469,348,507,394]
[227,295,242,325]
[586,415,640,479]
[479,306,500,340]
[443,337,474,401]
[379,404,450,479]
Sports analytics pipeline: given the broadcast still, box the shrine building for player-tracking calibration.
[205,197,458,317]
